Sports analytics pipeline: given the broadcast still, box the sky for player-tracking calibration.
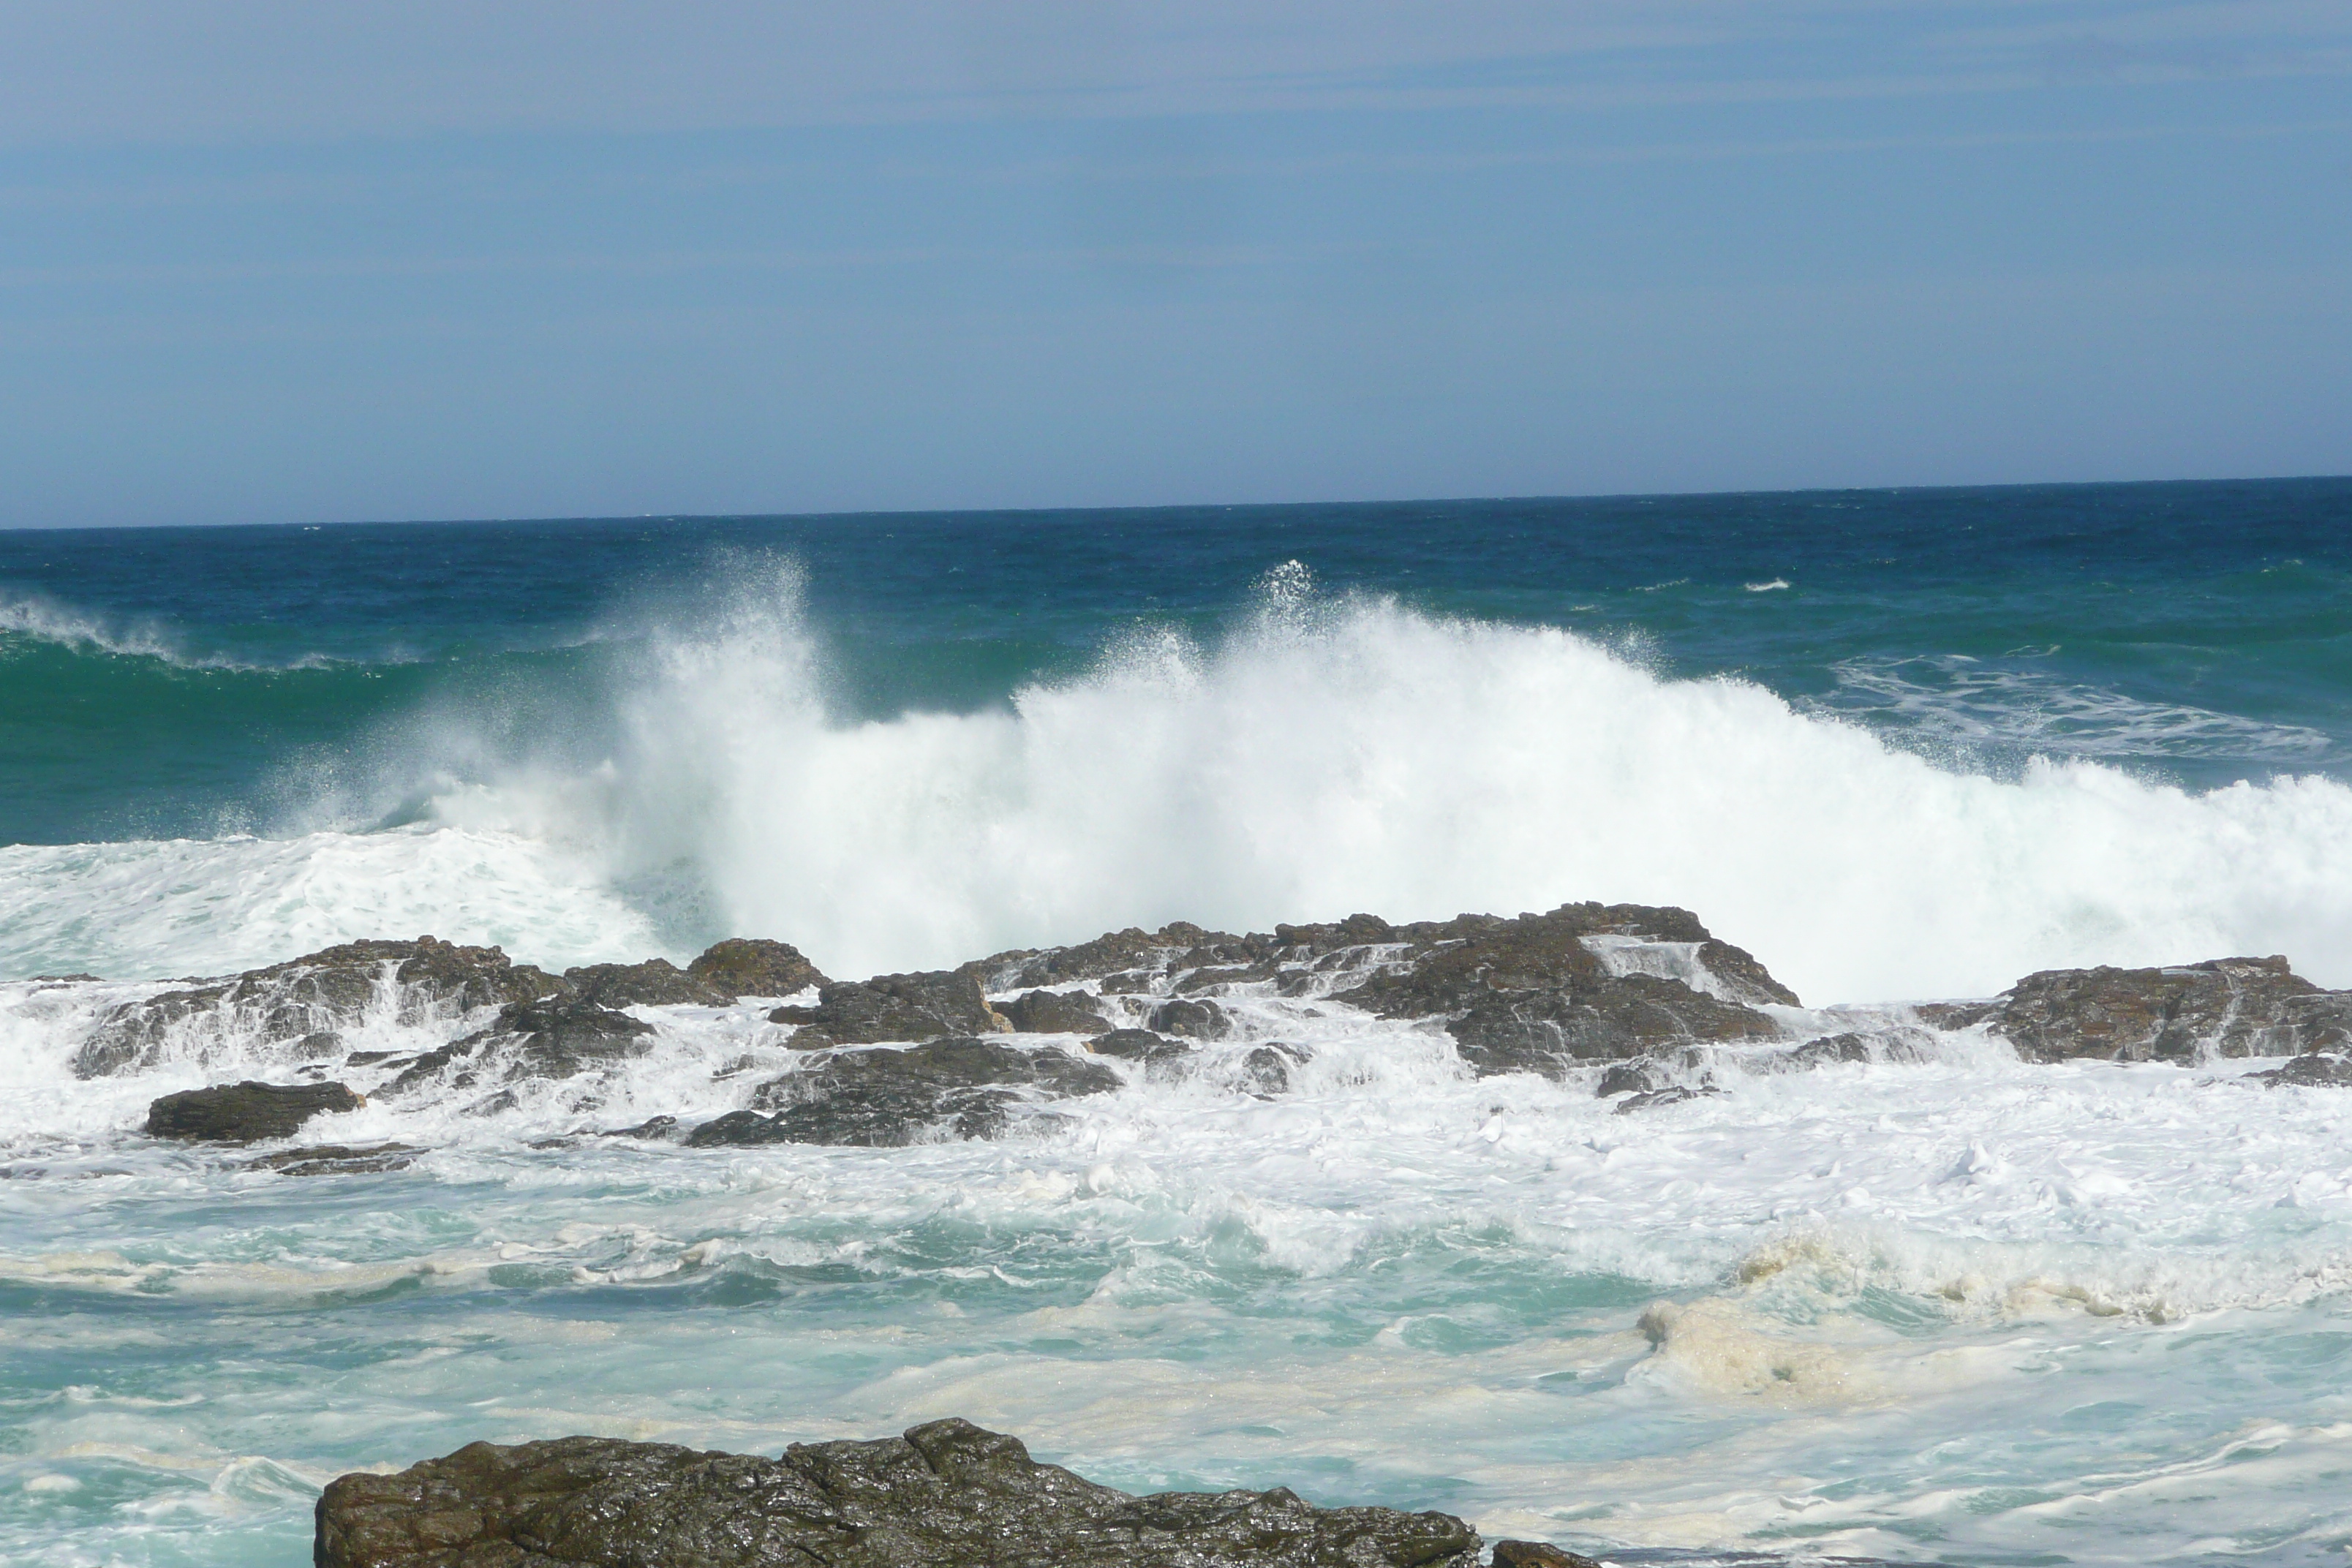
[0,1,2347,527]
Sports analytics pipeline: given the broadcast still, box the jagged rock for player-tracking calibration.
[1948,957,2352,1063]
[1614,1085,1720,1115]
[145,1080,363,1142]
[1000,989,1115,1035]
[769,970,1007,1047]
[314,1417,1479,1568]
[1491,1543,1603,1568]
[386,998,655,1093]
[1334,905,1787,1077]
[604,1115,681,1139]
[687,938,827,999]
[966,922,1244,992]
[687,1039,1123,1147]
[563,960,730,1008]
[1085,1029,1195,1075]
[2252,1053,2352,1088]
[1147,998,1232,1039]
[242,1142,417,1175]
[75,937,566,1078]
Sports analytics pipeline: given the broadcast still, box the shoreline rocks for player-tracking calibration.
[1922,954,2352,1063]
[315,1417,1484,1568]
[144,1079,362,1142]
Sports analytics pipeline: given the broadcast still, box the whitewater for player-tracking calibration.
[5,486,2352,1567]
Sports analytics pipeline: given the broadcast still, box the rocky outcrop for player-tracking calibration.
[386,998,655,1095]
[1087,1028,1196,1075]
[687,938,827,999]
[1330,905,1787,1076]
[1923,956,2352,1063]
[687,1038,1121,1147]
[2252,1052,2352,1088]
[1147,998,1232,1039]
[1000,988,1115,1035]
[769,970,1008,1048]
[75,937,566,1077]
[242,1141,417,1175]
[562,960,728,1009]
[315,1417,1480,1568]
[144,1079,363,1142]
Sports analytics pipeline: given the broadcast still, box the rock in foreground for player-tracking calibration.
[145,1079,362,1142]
[315,1417,1481,1568]
[1922,956,2352,1062]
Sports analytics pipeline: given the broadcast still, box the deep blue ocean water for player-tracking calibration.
[6,478,2352,1568]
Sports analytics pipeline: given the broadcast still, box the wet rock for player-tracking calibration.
[386,997,655,1093]
[242,1142,417,1175]
[968,922,1250,992]
[1613,1085,1720,1115]
[768,970,1007,1047]
[999,988,1114,1035]
[1491,1543,1603,1568]
[315,1417,1480,1568]
[75,936,566,1078]
[1236,1042,1311,1095]
[688,1039,1123,1147]
[1148,997,1232,1039]
[1085,1028,1196,1075]
[686,938,827,999]
[145,1080,363,1142]
[1964,957,2352,1063]
[562,959,729,1009]
[603,1115,681,1139]
[1332,905,1788,1077]
[2251,1052,2352,1088]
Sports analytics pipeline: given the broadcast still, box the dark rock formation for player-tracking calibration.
[1148,998,1232,1039]
[967,922,1240,992]
[687,938,827,999]
[1331,905,1787,1076]
[2252,1052,2352,1088]
[1000,988,1115,1036]
[75,937,565,1078]
[1614,1085,1720,1115]
[1490,1543,1602,1568]
[144,1079,363,1142]
[688,1038,1122,1147]
[562,960,729,1009]
[242,1142,417,1175]
[386,998,655,1095]
[1085,1029,1195,1076]
[315,1417,1479,1568]
[1925,957,2352,1062]
[1235,1042,1310,1096]
[769,970,1008,1048]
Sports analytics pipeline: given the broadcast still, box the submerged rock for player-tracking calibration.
[1147,997,1232,1039]
[688,1038,1122,1147]
[2251,1052,2352,1088]
[686,937,827,999]
[769,970,1007,1047]
[314,1417,1480,1568]
[145,1080,363,1142]
[1085,1028,1195,1076]
[1933,956,2352,1063]
[1490,1543,1603,1568]
[75,937,565,1078]
[562,960,729,1009]
[241,1141,416,1175]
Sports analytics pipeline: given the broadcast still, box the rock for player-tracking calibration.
[562,960,730,1008]
[75,936,566,1078]
[145,1080,363,1142]
[1000,988,1115,1035]
[603,1115,681,1139]
[1491,1543,1603,1568]
[1613,1085,1719,1115]
[1333,905,1786,1077]
[241,1142,417,1175]
[1964,957,2352,1062]
[1235,1042,1310,1095]
[768,970,1007,1047]
[386,998,655,1094]
[688,1039,1123,1147]
[2252,1052,2352,1088]
[1147,997,1232,1039]
[1085,1029,1196,1077]
[687,938,827,999]
[965,922,1248,992]
[314,1417,1479,1568]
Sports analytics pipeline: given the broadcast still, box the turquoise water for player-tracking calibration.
[4,479,2352,1565]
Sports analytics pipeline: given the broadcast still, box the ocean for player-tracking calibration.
[4,478,2352,1565]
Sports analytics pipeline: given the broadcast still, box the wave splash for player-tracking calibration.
[402,559,2352,1003]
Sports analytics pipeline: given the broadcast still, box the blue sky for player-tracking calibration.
[1,1,2346,526]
